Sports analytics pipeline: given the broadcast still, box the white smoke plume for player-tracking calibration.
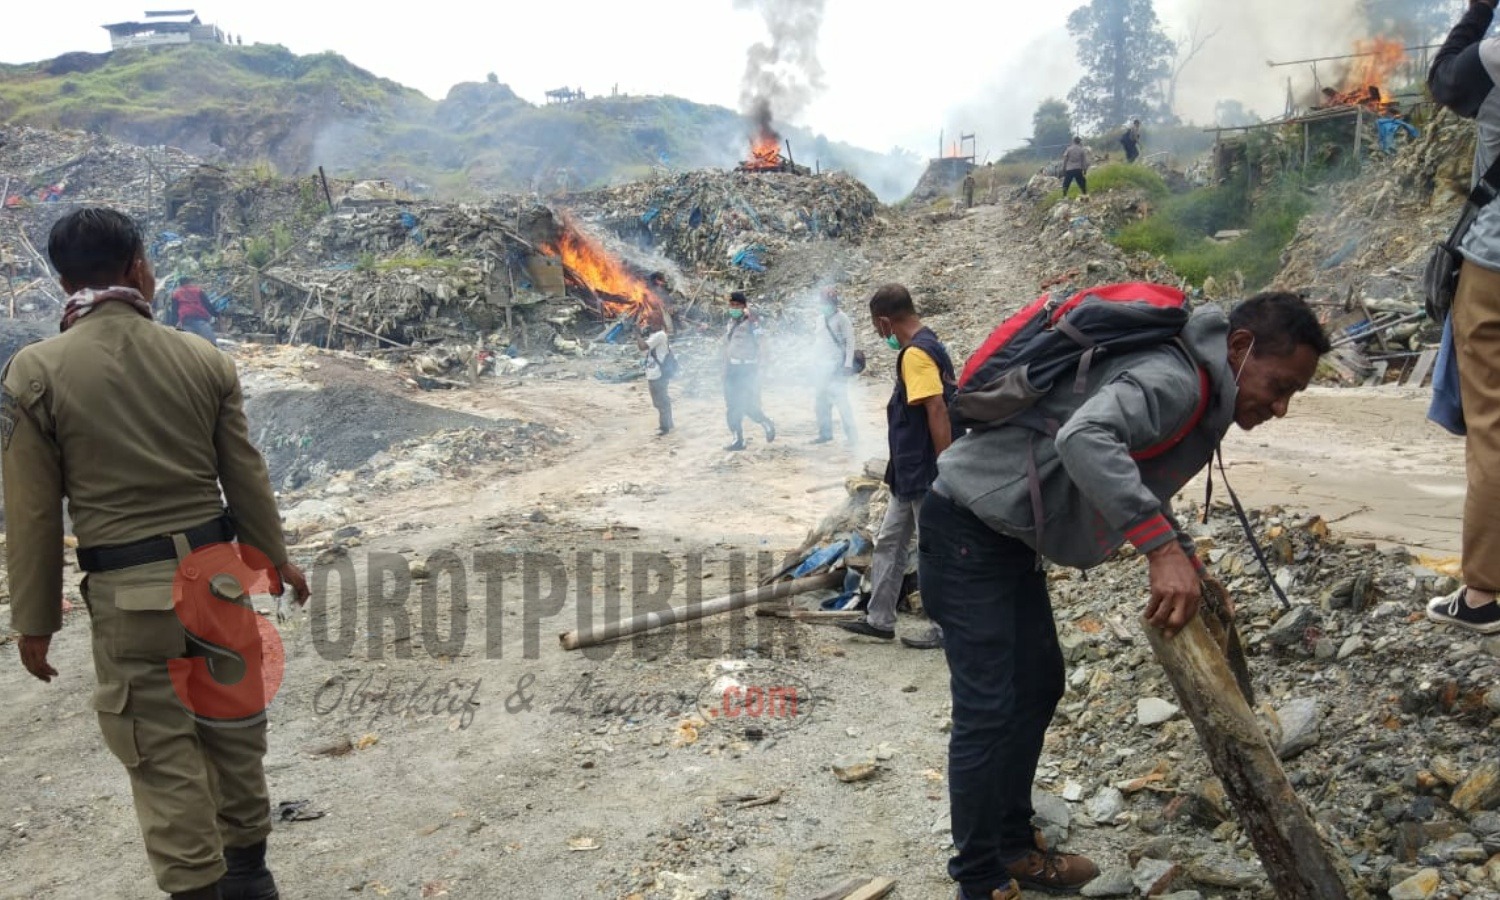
[734,0,828,127]
[1159,0,1385,125]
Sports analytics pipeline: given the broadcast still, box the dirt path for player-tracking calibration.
[0,202,1474,900]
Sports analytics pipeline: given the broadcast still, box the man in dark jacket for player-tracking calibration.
[922,293,1327,898]
[840,284,954,648]
[1425,0,1500,634]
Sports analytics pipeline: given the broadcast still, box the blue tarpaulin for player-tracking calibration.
[792,540,849,578]
[641,207,661,225]
[732,246,767,272]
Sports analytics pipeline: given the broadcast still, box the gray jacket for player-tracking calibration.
[1430,3,1500,269]
[933,305,1237,569]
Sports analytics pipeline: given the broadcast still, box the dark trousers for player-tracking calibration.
[648,376,673,433]
[180,318,218,346]
[1124,145,1140,163]
[1061,169,1087,197]
[918,490,1065,895]
[724,363,770,438]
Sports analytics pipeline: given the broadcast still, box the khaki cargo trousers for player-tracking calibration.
[83,549,273,894]
[1456,260,1500,592]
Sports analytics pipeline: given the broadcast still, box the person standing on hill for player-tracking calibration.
[1061,137,1089,198]
[1120,119,1143,163]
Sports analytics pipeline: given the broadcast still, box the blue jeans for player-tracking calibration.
[918,489,1065,895]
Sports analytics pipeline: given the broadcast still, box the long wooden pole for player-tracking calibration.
[559,571,840,651]
[1143,613,1366,900]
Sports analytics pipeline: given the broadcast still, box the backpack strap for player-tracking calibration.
[1203,447,1293,610]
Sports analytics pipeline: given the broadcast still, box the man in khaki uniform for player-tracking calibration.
[3,207,310,900]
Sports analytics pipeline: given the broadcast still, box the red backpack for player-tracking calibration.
[952,282,1203,446]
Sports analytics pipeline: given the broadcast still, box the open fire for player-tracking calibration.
[743,130,784,171]
[737,96,800,173]
[540,221,664,324]
[1319,37,1406,109]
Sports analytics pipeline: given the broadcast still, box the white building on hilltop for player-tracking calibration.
[102,10,224,51]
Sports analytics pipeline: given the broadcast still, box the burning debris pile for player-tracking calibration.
[235,200,678,354]
[568,169,881,282]
[1273,112,1477,385]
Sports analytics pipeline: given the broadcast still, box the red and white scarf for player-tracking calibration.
[60,286,154,332]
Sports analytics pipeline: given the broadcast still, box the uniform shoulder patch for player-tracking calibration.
[0,387,18,452]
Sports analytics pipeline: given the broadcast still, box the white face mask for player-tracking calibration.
[1233,337,1256,385]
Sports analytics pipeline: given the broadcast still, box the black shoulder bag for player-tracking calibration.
[1424,152,1500,324]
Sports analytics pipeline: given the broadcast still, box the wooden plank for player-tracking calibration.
[1143,613,1366,899]
[1405,348,1438,388]
[843,877,897,900]
[806,878,865,900]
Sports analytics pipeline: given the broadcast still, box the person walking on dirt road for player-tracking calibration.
[812,286,859,446]
[639,325,675,436]
[722,290,776,451]
[923,292,1327,898]
[839,284,955,648]
[3,207,310,900]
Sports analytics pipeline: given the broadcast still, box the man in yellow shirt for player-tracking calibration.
[841,284,955,647]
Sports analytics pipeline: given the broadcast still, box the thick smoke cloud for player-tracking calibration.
[1157,0,1419,125]
[734,0,828,125]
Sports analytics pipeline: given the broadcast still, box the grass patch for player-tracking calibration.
[1042,163,1170,209]
[1112,180,1310,288]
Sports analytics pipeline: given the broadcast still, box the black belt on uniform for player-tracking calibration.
[76,514,237,573]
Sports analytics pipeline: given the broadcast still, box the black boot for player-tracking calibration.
[170,885,221,900]
[221,840,280,900]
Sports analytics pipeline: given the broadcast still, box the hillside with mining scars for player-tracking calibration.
[0,43,922,201]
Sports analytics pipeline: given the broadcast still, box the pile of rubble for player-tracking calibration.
[771,473,1500,898]
[567,170,884,282]
[1272,112,1477,386]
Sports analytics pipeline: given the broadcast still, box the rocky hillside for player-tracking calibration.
[0,43,922,201]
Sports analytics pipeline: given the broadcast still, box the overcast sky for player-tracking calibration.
[0,1,1398,160]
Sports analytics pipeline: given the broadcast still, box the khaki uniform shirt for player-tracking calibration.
[1,303,288,636]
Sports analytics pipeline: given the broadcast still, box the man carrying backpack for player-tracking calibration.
[812,286,859,446]
[839,284,954,648]
[722,291,776,451]
[922,290,1327,898]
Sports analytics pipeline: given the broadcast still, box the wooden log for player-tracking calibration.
[559,571,840,651]
[1143,613,1367,900]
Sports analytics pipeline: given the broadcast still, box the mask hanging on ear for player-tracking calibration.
[1233,338,1255,385]
[885,334,900,351]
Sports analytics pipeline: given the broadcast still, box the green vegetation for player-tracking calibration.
[1114,178,1311,288]
[1043,162,1170,208]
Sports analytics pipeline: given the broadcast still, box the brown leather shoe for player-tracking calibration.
[1005,848,1100,894]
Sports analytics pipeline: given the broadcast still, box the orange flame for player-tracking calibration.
[1323,37,1405,108]
[542,225,663,323]
[1344,37,1405,95]
[744,132,783,171]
